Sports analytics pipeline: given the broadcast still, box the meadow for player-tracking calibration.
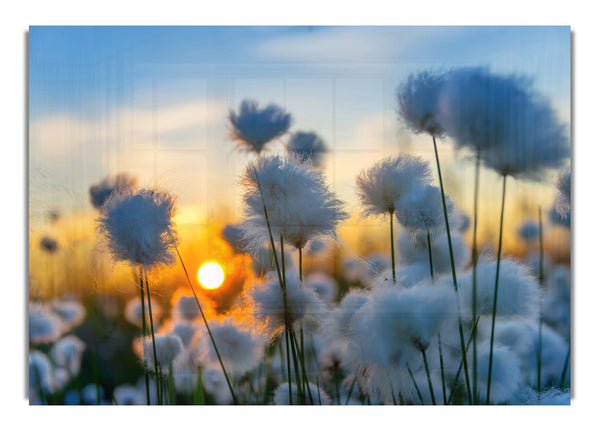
[28,67,571,405]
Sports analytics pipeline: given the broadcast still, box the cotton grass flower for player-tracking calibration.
[241,155,348,251]
[221,223,247,254]
[134,333,184,371]
[397,71,446,137]
[287,131,328,168]
[29,351,54,395]
[124,296,163,328]
[113,385,146,405]
[397,230,470,275]
[474,344,522,404]
[170,289,201,321]
[458,257,540,319]
[97,187,179,269]
[356,155,432,217]
[517,219,540,243]
[228,99,292,153]
[511,386,569,405]
[29,302,65,344]
[272,382,331,405]
[247,272,326,338]
[197,317,263,375]
[305,272,338,304]
[50,335,86,376]
[40,236,58,253]
[348,282,455,370]
[202,365,233,404]
[50,299,86,331]
[555,168,571,219]
[395,184,453,236]
[89,172,138,209]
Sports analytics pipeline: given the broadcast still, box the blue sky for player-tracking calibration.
[28,26,571,235]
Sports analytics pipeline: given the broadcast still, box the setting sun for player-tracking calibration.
[197,262,225,289]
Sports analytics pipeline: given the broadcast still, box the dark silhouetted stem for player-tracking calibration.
[390,210,396,283]
[421,349,436,405]
[432,134,472,404]
[486,174,507,404]
[537,206,544,392]
[407,366,424,405]
[143,270,161,404]
[175,247,239,404]
[471,153,481,404]
[138,269,150,404]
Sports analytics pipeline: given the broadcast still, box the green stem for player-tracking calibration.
[437,333,447,405]
[390,210,396,283]
[560,341,571,388]
[432,134,472,404]
[175,247,239,404]
[143,270,161,404]
[138,269,150,405]
[281,236,303,404]
[345,376,357,405]
[427,229,434,281]
[421,349,436,405]
[168,364,175,405]
[447,316,480,404]
[486,174,507,404]
[471,153,481,404]
[193,367,205,405]
[537,206,544,393]
[291,329,314,404]
[315,374,322,405]
[407,366,424,405]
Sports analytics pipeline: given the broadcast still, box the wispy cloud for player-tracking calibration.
[252,27,450,63]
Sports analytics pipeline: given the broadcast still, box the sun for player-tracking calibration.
[197,262,225,290]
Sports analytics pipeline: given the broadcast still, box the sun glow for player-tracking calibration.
[198,262,225,289]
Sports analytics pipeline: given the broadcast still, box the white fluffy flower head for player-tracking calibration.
[395,184,452,235]
[241,155,348,250]
[228,99,292,153]
[356,154,432,216]
[397,71,446,137]
[287,131,328,168]
[97,188,179,269]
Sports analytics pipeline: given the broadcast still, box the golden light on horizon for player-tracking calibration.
[198,262,225,290]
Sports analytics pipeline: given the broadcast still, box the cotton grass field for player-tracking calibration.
[26,25,572,406]
[28,65,571,406]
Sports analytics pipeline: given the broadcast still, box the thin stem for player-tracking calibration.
[471,153,481,404]
[298,247,303,282]
[560,341,571,388]
[315,374,322,405]
[432,134,472,404]
[281,236,303,404]
[345,376,357,405]
[138,269,150,405]
[407,366,424,405]
[537,206,544,392]
[427,229,434,281]
[486,174,507,404]
[447,316,480,404]
[421,349,436,405]
[291,329,314,404]
[143,270,161,404]
[175,247,239,404]
[390,210,396,283]
[437,333,447,405]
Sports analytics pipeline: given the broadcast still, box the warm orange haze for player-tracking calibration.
[28,26,571,406]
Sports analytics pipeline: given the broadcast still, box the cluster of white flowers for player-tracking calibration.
[29,298,87,405]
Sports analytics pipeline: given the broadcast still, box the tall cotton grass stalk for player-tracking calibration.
[432,134,473,404]
[356,155,432,283]
[398,72,472,401]
[175,247,238,404]
[141,269,160,403]
[471,154,481,403]
[137,271,150,404]
[537,206,544,392]
[446,316,480,404]
[486,174,507,404]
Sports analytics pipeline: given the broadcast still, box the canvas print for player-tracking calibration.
[28,26,571,405]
